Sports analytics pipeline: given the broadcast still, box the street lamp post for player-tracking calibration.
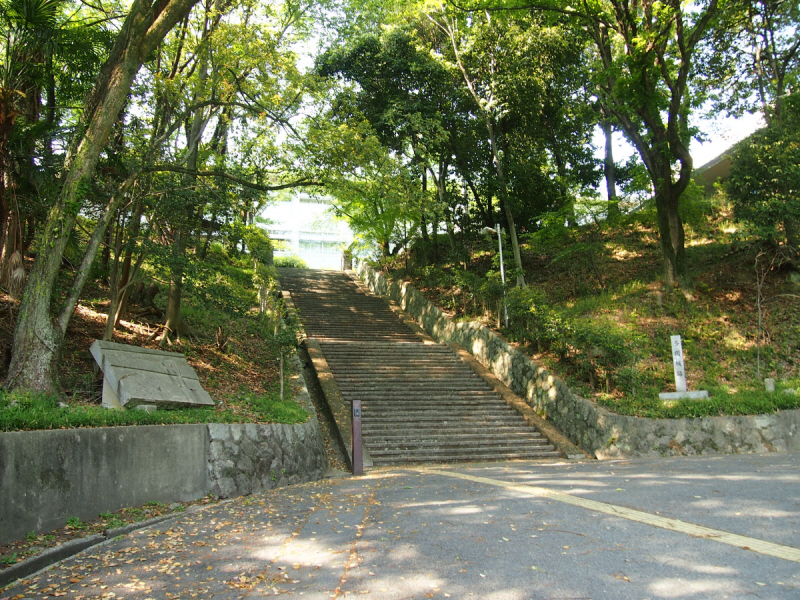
[482,224,509,329]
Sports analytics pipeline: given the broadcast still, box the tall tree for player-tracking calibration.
[451,0,721,289]
[577,0,719,289]
[5,0,200,393]
[422,6,596,284]
[701,0,800,126]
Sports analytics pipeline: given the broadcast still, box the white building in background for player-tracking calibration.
[261,192,353,270]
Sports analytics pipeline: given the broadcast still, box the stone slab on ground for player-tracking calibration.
[90,339,214,408]
[659,390,710,400]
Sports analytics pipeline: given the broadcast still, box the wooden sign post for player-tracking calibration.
[351,399,363,476]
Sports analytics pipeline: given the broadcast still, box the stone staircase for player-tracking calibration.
[279,268,561,466]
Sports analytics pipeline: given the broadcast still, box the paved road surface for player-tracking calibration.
[5,453,800,599]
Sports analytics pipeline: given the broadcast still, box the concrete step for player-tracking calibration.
[360,415,527,426]
[367,440,555,453]
[336,385,493,394]
[367,435,550,447]
[366,430,544,442]
[330,375,485,382]
[363,423,534,432]
[361,402,516,412]
[362,412,519,422]
[320,345,446,350]
[336,385,496,392]
[369,452,562,465]
[358,401,516,410]
[368,449,562,463]
[279,268,565,467]
[353,396,505,404]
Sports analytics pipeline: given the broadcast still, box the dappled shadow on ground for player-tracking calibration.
[5,455,800,599]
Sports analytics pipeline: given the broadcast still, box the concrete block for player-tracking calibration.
[659,390,709,400]
[207,423,232,442]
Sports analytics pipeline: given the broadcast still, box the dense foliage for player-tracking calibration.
[727,93,800,248]
[0,0,797,413]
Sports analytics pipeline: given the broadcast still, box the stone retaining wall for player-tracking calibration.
[356,262,800,459]
[0,355,327,546]
[206,355,328,498]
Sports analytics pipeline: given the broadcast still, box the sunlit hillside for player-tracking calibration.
[382,199,800,419]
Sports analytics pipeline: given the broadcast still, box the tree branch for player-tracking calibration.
[143,165,320,191]
[447,0,599,23]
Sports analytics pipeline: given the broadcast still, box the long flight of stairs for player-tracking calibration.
[279,268,561,466]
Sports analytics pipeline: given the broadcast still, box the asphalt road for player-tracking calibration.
[5,452,800,599]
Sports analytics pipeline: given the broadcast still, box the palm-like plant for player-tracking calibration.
[0,0,61,280]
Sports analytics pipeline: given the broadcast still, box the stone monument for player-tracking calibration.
[658,335,709,401]
[90,340,215,410]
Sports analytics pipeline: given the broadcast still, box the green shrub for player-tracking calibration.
[205,242,229,265]
[569,320,633,391]
[274,255,308,268]
[727,93,800,247]
[506,286,569,351]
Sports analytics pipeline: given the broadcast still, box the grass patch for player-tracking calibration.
[0,357,307,432]
[236,390,309,424]
[597,384,800,418]
[0,390,235,432]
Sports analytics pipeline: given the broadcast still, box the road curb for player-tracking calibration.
[0,511,190,590]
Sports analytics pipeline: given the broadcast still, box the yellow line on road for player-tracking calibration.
[417,468,800,564]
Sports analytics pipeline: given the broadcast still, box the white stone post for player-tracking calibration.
[671,335,687,393]
[659,335,708,401]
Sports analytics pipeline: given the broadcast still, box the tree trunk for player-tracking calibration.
[444,208,457,254]
[486,121,525,286]
[103,218,124,340]
[446,19,525,287]
[464,175,488,227]
[1,171,22,280]
[113,199,145,326]
[162,15,213,342]
[427,160,456,256]
[101,220,113,270]
[430,212,439,264]
[785,217,799,250]
[653,185,691,289]
[113,253,145,330]
[4,0,200,394]
[0,162,8,272]
[163,228,187,340]
[603,120,620,220]
[418,169,431,265]
[607,106,694,290]
[551,143,576,227]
